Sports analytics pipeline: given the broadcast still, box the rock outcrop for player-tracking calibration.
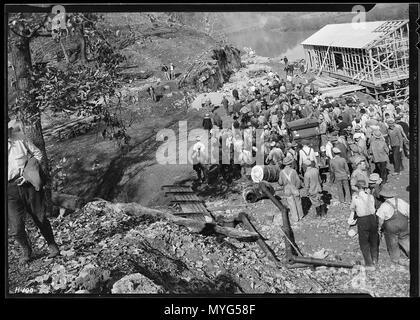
[181,45,243,92]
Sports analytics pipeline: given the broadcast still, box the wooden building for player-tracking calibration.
[301,20,409,100]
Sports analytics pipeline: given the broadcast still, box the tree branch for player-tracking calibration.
[10,27,31,39]
[28,14,50,38]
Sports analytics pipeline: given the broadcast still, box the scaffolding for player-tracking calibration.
[302,20,409,101]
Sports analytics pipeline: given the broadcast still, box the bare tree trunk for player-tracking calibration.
[10,34,53,216]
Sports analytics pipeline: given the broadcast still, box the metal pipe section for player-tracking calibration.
[290,256,354,269]
[258,182,299,258]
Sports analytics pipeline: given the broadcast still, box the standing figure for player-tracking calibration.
[202,113,213,134]
[161,64,170,80]
[369,130,389,183]
[8,119,60,264]
[387,118,404,175]
[169,62,175,80]
[299,140,317,175]
[191,136,208,183]
[329,147,351,204]
[348,180,378,270]
[350,156,370,192]
[376,185,409,266]
[278,155,304,223]
[303,159,325,217]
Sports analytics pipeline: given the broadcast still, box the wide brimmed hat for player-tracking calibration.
[355,180,367,188]
[354,156,365,166]
[369,173,382,184]
[354,133,363,140]
[332,147,341,154]
[195,136,201,141]
[283,155,294,165]
[386,118,395,124]
[329,135,338,142]
[379,185,397,198]
[290,141,298,147]
[204,113,210,118]
[373,130,383,138]
[270,141,276,147]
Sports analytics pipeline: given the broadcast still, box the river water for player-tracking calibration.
[226,28,316,60]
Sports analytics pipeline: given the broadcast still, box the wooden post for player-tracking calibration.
[317,44,332,77]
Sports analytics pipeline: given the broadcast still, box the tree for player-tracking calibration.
[8,10,127,214]
[8,13,54,213]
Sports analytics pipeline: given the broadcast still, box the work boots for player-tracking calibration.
[15,235,33,264]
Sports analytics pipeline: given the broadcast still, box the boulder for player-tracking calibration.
[111,273,165,294]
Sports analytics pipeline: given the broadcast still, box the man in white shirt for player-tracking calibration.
[299,140,317,175]
[191,136,207,183]
[8,119,59,264]
[376,185,409,265]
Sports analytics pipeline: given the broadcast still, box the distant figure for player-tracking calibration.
[147,86,157,102]
[283,56,288,65]
[169,63,175,80]
[191,136,208,183]
[221,95,229,114]
[202,113,213,133]
[285,64,294,78]
[232,88,239,101]
[161,64,170,80]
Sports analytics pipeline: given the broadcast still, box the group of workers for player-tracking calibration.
[192,66,410,268]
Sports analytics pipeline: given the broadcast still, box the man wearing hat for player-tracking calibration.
[266,141,284,168]
[286,141,299,171]
[387,118,404,175]
[369,130,389,183]
[278,154,304,223]
[350,156,369,192]
[8,119,60,264]
[303,158,325,217]
[325,135,337,160]
[318,114,328,147]
[191,136,208,183]
[330,147,351,204]
[349,180,378,269]
[376,185,409,266]
[367,173,383,209]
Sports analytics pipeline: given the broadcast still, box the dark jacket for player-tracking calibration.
[203,118,213,130]
[23,156,44,191]
[329,155,350,181]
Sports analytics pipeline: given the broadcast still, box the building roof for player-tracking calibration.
[301,20,408,49]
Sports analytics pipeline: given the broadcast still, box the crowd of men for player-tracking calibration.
[192,69,410,268]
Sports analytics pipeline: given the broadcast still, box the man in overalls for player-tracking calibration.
[376,185,409,266]
[278,155,304,223]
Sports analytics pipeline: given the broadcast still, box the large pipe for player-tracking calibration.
[258,182,300,258]
[290,256,353,269]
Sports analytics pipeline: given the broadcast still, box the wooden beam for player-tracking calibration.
[317,45,332,76]
[371,56,394,71]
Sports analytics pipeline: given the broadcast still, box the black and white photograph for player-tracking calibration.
[5,2,419,303]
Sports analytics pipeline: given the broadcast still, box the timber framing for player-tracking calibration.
[302,20,409,101]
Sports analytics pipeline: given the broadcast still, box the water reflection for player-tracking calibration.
[226,29,316,59]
